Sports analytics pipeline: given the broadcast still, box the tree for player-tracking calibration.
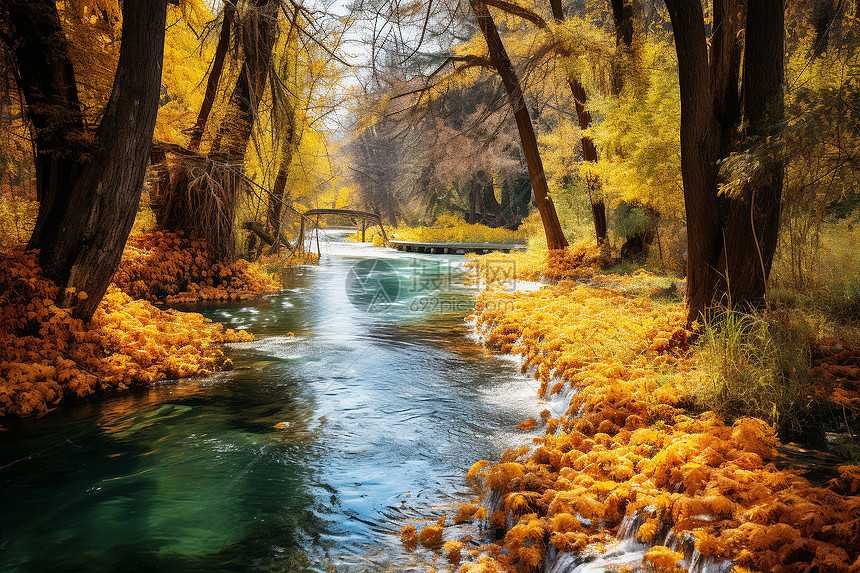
[664,0,785,324]
[548,0,607,243]
[1,0,168,320]
[152,0,279,261]
[468,0,568,249]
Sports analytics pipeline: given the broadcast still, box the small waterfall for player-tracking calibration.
[543,511,733,573]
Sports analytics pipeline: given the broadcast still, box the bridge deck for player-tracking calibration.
[388,240,526,255]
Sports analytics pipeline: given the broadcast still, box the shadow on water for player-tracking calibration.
[1,231,540,572]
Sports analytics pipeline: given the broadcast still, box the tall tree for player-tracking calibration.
[548,0,607,244]
[1,0,168,320]
[468,0,568,249]
[664,0,785,324]
[152,0,279,261]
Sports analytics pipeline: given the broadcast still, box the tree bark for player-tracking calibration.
[3,0,168,320]
[665,0,785,324]
[610,0,635,95]
[1,0,87,250]
[664,0,723,324]
[188,0,236,152]
[154,0,278,261]
[720,0,784,307]
[469,0,567,249]
[211,0,277,159]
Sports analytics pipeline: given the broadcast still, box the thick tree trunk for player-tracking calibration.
[469,0,568,249]
[710,0,743,158]
[666,0,785,324]
[3,0,168,320]
[720,0,784,307]
[664,0,724,324]
[2,0,87,250]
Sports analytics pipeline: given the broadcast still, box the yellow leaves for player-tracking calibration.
[376,217,527,245]
[551,512,582,533]
[831,464,860,495]
[113,232,280,304]
[484,462,525,491]
[454,503,480,524]
[444,540,464,564]
[730,418,779,460]
[400,524,418,551]
[643,546,686,572]
[0,250,251,417]
[467,460,490,488]
[638,516,661,542]
[419,513,446,548]
[518,417,538,430]
[504,517,546,570]
[454,260,860,572]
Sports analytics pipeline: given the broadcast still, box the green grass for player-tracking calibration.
[693,305,814,439]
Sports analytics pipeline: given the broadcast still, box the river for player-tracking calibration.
[0,231,539,572]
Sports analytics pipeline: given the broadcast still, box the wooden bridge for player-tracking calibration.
[244,205,523,258]
[301,208,388,243]
[388,240,526,255]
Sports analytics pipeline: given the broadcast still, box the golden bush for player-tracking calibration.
[113,231,280,304]
[0,250,253,417]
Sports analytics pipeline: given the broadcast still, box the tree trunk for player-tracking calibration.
[154,0,278,261]
[609,0,635,95]
[3,0,168,321]
[469,0,568,249]
[549,0,607,244]
[211,0,277,159]
[664,0,724,324]
[188,0,236,152]
[720,0,784,307]
[665,0,785,324]
[2,0,87,250]
[478,171,503,227]
[468,180,477,224]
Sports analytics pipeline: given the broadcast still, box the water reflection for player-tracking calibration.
[0,231,539,572]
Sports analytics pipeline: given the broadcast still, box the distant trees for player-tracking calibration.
[0,0,168,320]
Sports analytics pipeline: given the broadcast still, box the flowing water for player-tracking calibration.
[0,231,542,573]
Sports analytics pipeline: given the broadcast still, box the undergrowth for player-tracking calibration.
[114,231,281,304]
[692,306,814,439]
[0,250,253,417]
[400,249,860,573]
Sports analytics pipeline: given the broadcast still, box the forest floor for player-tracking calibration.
[0,231,281,418]
[403,246,860,573]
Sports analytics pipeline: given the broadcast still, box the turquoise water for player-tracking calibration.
[0,232,539,572]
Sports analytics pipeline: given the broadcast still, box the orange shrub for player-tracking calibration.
[454,272,860,572]
[113,231,280,303]
[0,250,253,417]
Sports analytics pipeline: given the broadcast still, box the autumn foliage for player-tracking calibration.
[113,231,280,304]
[424,251,860,573]
[0,250,254,417]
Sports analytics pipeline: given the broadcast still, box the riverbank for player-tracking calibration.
[0,234,282,417]
[410,249,860,572]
